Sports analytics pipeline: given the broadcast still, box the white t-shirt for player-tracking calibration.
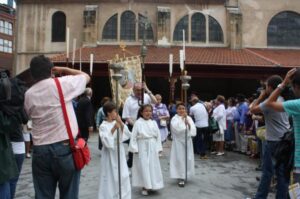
[189,103,209,128]
[122,93,152,122]
[226,106,236,121]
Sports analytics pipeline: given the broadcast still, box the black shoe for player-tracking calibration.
[178,180,185,187]
[127,160,132,168]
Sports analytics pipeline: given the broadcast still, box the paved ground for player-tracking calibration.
[15,133,275,199]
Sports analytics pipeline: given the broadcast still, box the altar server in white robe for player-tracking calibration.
[170,102,196,187]
[98,101,131,199]
[129,104,164,196]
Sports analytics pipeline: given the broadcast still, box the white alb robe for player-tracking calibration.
[129,118,164,190]
[98,121,131,199]
[170,114,196,179]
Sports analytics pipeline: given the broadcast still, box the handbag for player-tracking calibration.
[160,119,167,127]
[256,126,266,141]
[54,78,91,170]
[209,117,219,133]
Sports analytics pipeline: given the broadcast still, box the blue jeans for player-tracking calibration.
[9,153,25,199]
[0,182,10,199]
[225,120,234,142]
[32,141,80,199]
[255,141,289,199]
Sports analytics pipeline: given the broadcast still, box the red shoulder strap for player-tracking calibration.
[54,78,75,147]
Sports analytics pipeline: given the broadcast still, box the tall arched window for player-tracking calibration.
[268,11,300,47]
[121,11,136,41]
[191,13,206,42]
[52,11,66,42]
[209,16,223,43]
[102,14,118,40]
[173,15,188,41]
[138,14,154,41]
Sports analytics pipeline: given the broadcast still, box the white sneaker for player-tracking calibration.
[210,151,217,154]
[26,153,31,158]
[141,190,148,196]
[216,152,225,156]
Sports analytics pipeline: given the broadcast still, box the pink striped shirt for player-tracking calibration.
[24,75,87,146]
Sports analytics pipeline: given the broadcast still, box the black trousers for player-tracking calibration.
[79,127,89,141]
[193,127,209,156]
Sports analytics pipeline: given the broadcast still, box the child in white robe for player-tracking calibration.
[98,102,131,199]
[129,104,164,196]
[170,102,196,187]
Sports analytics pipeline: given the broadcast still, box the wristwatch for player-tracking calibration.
[277,83,285,91]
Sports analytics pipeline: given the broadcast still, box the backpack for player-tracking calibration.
[0,71,26,116]
[0,70,11,102]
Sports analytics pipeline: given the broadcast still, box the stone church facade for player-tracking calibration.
[14,0,300,73]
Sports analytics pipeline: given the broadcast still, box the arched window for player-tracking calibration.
[209,16,223,43]
[268,11,300,47]
[121,11,136,41]
[102,14,118,40]
[52,11,66,42]
[138,14,154,41]
[191,13,206,42]
[173,15,188,41]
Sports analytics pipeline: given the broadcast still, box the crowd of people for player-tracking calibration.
[1,54,300,199]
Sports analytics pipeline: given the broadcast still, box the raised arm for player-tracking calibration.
[250,91,267,114]
[52,67,90,84]
[265,68,297,112]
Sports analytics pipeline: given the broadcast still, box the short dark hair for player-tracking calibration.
[30,55,53,81]
[103,101,116,117]
[292,69,300,87]
[266,75,282,90]
[137,104,153,119]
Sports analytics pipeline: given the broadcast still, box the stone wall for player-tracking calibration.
[14,0,300,74]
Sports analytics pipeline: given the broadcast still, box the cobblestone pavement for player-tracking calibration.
[15,133,274,199]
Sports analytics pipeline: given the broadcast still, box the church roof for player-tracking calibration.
[51,45,300,68]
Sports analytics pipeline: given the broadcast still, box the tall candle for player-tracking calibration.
[79,48,82,71]
[169,54,173,77]
[90,54,94,75]
[179,50,184,71]
[183,29,186,61]
[72,38,77,66]
[66,27,70,59]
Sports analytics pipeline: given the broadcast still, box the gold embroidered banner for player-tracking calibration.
[108,56,142,106]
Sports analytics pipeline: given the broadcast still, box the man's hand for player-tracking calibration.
[282,68,297,87]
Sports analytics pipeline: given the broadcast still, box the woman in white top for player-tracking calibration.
[129,104,164,196]
[212,95,227,156]
[98,102,131,199]
[170,102,196,187]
